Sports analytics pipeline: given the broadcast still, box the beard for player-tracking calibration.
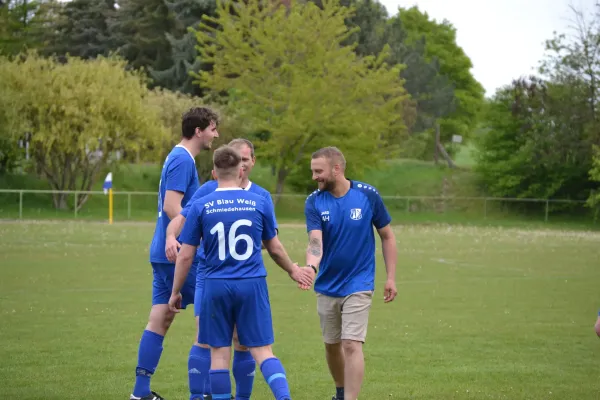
[318,179,336,192]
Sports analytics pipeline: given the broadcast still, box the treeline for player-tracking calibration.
[0,0,483,202]
[1,0,599,213]
[476,5,600,209]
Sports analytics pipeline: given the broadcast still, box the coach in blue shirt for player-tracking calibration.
[303,147,398,400]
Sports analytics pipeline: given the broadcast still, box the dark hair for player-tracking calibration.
[311,146,346,170]
[228,138,255,158]
[213,145,242,178]
[181,107,219,139]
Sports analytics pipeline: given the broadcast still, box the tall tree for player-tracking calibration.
[382,16,455,134]
[0,0,49,55]
[194,0,408,198]
[318,0,456,156]
[398,6,484,146]
[109,0,174,74]
[150,0,216,95]
[43,0,116,59]
[540,3,600,129]
[342,0,388,56]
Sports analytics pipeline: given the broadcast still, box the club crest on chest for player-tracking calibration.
[350,208,362,220]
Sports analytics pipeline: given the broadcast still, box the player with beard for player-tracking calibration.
[302,147,398,400]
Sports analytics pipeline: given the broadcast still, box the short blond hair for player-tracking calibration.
[311,146,346,170]
[228,138,255,157]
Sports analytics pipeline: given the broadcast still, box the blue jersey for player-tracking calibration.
[181,180,277,267]
[149,145,199,264]
[304,180,392,297]
[179,188,277,279]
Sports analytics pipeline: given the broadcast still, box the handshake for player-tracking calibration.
[289,263,317,291]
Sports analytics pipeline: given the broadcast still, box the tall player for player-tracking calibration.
[164,138,273,400]
[303,147,398,400]
[168,145,314,400]
[130,107,220,400]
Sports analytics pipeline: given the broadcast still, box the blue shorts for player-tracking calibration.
[194,267,205,317]
[151,262,196,308]
[200,277,274,348]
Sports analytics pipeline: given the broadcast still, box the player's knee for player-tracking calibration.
[341,339,362,355]
[249,345,273,365]
[594,319,600,337]
[147,305,175,334]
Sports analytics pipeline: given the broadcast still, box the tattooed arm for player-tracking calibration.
[306,230,323,271]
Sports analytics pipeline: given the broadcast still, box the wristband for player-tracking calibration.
[308,264,317,274]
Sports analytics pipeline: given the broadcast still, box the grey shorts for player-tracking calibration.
[316,291,374,344]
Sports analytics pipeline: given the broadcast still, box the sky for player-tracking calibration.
[377,0,598,96]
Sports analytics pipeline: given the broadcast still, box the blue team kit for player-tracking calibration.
[179,188,278,347]
[148,145,199,308]
[304,180,392,297]
[180,179,277,317]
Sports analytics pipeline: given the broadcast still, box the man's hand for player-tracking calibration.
[296,266,316,290]
[165,235,181,262]
[383,279,397,303]
[168,292,182,313]
[289,264,314,290]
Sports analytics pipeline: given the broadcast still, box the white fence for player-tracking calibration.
[0,189,594,223]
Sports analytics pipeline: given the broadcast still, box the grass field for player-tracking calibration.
[1,220,600,399]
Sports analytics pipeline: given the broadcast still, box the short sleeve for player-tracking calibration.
[264,193,278,230]
[371,193,392,229]
[304,194,321,232]
[181,181,214,218]
[261,198,278,241]
[179,203,203,246]
[165,156,194,194]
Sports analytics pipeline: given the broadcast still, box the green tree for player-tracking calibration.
[194,0,407,198]
[0,0,57,55]
[540,4,600,125]
[398,6,484,147]
[475,76,598,202]
[109,0,174,74]
[342,0,388,56]
[382,16,455,134]
[43,0,116,59]
[0,52,168,210]
[150,0,216,95]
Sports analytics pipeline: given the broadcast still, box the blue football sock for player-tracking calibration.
[209,369,232,399]
[198,347,212,395]
[233,350,255,400]
[189,345,211,399]
[133,330,164,398]
[260,357,291,400]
